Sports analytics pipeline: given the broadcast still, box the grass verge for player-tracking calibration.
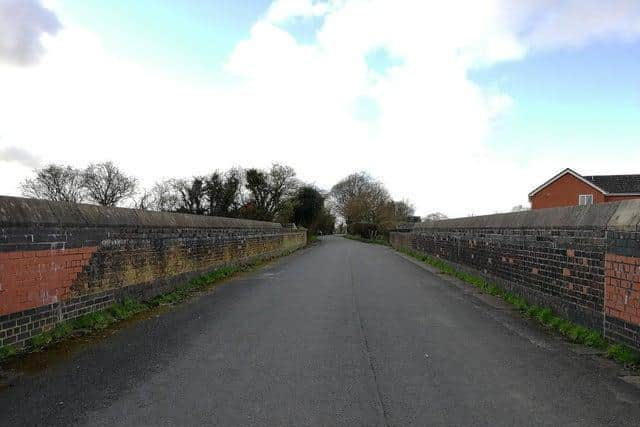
[344,234,389,246]
[397,247,640,369]
[0,249,298,363]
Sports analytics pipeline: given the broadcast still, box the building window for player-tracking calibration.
[578,194,594,205]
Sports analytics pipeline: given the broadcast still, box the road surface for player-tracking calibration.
[2,235,640,426]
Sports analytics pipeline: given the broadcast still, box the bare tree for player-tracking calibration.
[20,164,85,203]
[137,179,181,212]
[135,190,152,210]
[152,180,181,212]
[82,161,137,206]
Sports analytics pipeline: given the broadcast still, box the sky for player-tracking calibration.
[0,0,639,218]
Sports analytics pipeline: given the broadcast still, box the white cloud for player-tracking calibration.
[503,0,640,50]
[265,0,341,23]
[0,146,40,168]
[0,0,61,65]
[1,0,640,216]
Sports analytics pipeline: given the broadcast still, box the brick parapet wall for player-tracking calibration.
[0,196,306,349]
[390,200,640,349]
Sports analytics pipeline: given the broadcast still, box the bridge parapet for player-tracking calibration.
[391,200,640,350]
[0,196,306,349]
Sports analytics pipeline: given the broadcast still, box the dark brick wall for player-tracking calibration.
[0,196,306,349]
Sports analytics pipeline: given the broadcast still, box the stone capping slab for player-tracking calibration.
[607,199,640,231]
[413,200,640,230]
[0,195,282,229]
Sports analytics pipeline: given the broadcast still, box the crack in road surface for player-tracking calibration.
[348,252,390,427]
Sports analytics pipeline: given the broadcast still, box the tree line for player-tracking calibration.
[19,162,423,237]
[19,162,337,235]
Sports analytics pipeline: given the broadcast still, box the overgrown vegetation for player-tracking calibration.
[0,251,298,363]
[397,247,640,368]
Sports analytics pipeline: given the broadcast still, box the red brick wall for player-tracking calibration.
[531,173,605,209]
[0,247,96,316]
[604,254,640,326]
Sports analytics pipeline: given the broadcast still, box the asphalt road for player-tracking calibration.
[2,235,640,426]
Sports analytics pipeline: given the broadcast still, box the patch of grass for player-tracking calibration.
[535,308,554,325]
[526,305,542,318]
[51,323,74,340]
[397,247,640,367]
[29,332,53,350]
[547,316,563,330]
[72,311,115,331]
[583,330,608,349]
[607,344,640,366]
[0,344,17,361]
[557,320,574,335]
[109,298,147,321]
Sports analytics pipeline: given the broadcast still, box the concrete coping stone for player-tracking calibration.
[412,200,639,231]
[0,195,282,229]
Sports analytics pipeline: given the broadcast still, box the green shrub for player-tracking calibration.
[51,323,74,340]
[536,308,554,325]
[547,316,563,330]
[29,333,53,349]
[583,330,607,349]
[109,298,147,320]
[557,320,573,335]
[0,344,17,360]
[526,305,541,318]
[72,312,114,331]
[607,344,640,366]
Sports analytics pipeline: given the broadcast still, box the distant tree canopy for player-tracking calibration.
[330,172,390,225]
[291,186,335,235]
[169,170,244,217]
[82,161,137,206]
[330,172,415,237]
[206,169,242,217]
[292,186,325,228]
[244,164,299,221]
[20,164,85,203]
